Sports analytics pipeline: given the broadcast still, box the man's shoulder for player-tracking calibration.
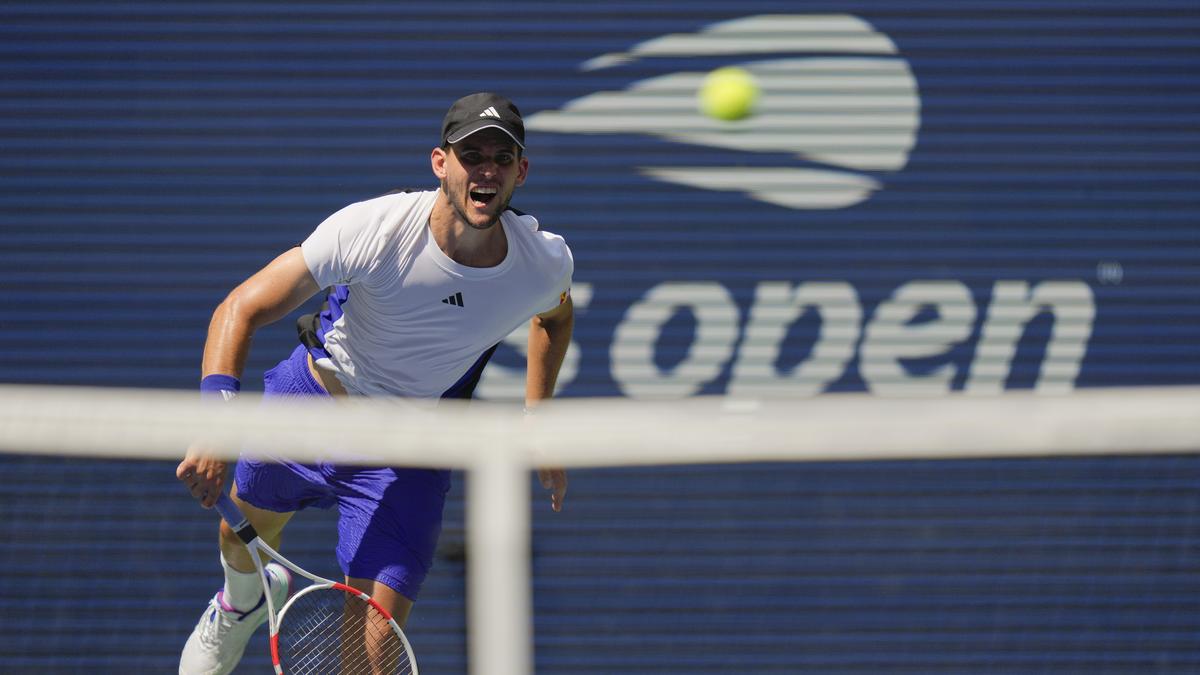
[376,187,435,199]
[334,189,437,233]
[503,209,568,247]
[361,188,438,210]
[501,209,572,277]
[501,206,567,240]
[501,206,539,233]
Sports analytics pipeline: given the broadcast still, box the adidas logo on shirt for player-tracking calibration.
[442,292,465,307]
[478,107,500,118]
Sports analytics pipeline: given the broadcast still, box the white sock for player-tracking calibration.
[221,552,264,612]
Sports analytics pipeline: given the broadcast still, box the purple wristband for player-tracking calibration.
[200,374,241,401]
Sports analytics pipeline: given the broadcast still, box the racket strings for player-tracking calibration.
[277,588,412,674]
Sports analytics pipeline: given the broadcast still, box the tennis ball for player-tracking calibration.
[698,66,759,121]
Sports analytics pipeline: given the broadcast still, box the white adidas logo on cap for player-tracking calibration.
[479,107,501,118]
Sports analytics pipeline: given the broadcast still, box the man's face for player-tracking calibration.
[433,130,529,230]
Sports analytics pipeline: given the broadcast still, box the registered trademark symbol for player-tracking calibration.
[1096,261,1124,285]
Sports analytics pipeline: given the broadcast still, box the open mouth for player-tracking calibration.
[469,186,498,208]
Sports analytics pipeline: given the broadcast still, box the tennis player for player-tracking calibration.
[176,92,573,675]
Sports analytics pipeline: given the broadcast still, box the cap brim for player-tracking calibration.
[444,120,525,148]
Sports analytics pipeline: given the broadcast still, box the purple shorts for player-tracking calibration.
[234,345,450,601]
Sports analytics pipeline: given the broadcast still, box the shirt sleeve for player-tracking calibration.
[300,200,384,288]
[538,236,575,314]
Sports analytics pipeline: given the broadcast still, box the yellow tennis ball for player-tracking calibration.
[699,67,759,121]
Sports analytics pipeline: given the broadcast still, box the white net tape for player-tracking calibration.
[1,385,1198,468]
[2,384,1198,675]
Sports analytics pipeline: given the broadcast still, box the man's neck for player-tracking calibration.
[429,192,508,268]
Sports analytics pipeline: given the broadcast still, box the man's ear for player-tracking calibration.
[431,146,448,180]
[515,155,530,187]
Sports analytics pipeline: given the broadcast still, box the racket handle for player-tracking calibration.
[214,493,258,543]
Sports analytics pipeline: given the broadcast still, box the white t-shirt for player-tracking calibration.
[300,190,573,398]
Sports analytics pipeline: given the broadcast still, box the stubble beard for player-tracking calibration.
[444,179,511,231]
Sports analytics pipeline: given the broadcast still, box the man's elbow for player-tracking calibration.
[216,285,268,331]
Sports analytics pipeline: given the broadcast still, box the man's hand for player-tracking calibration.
[538,467,568,512]
[176,445,229,508]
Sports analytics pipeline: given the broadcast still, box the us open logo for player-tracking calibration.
[526,14,921,210]
[484,16,1094,402]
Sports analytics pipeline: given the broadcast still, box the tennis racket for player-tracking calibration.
[214,493,418,675]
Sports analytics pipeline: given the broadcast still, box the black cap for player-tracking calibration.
[441,92,526,149]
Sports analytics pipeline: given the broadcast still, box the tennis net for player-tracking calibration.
[0,385,1197,674]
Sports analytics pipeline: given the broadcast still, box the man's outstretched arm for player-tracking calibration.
[525,295,574,512]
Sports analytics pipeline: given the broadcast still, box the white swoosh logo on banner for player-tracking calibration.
[525,14,921,210]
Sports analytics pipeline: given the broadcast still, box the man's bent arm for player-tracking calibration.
[178,247,320,507]
[202,247,321,379]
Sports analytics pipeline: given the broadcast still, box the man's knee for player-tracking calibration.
[345,577,414,628]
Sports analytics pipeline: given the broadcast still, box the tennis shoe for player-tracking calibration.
[179,562,291,675]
